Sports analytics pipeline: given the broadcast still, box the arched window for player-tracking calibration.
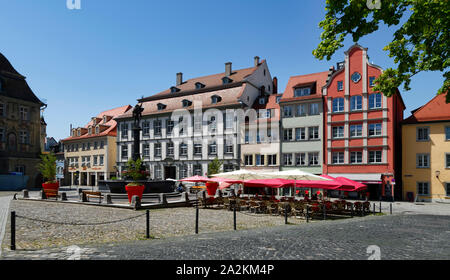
[369,93,382,109]
[332,98,344,112]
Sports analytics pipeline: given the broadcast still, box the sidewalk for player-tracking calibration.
[0,195,13,257]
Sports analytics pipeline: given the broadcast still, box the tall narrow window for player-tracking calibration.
[350,96,362,111]
[369,93,382,109]
[332,98,344,112]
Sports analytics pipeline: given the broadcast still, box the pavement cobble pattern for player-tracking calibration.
[2,214,449,260]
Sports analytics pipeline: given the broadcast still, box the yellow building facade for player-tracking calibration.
[402,94,450,202]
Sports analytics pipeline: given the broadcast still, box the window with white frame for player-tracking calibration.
[154,120,162,136]
[332,98,344,112]
[192,143,201,155]
[308,152,319,166]
[337,81,343,91]
[417,127,430,141]
[142,122,150,136]
[283,154,293,166]
[154,165,162,180]
[95,126,99,134]
[283,129,293,141]
[310,103,319,115]
[369,151,382,163]
[309,126,319,140]
[121,123,128,139]
[368,123,382,136]
[19,106,28,121]
[154,143,162,157]
[294,87,311,97]
[244,155,253,166]
[19,130,28,144]
[88,127,92,135]
[179,143,188,156]
[350,124,363,137]
[209,116,217,133]
[100,141,104,149]
[296,104,307,117]
[417,182,429,195]
[350,96,362,111]
[225,140,233,154]
[283,106,293,117]
[99,155,104,166]
[369,93,382,109]
[369,76,376,87]
[208,142,217,155]
[121,145,128,159]
[193,164,202,176]
[256,154,265,166]
[332,126,344,138]
[416,153,430,168]
[295,127,306,141]
[332,152,344,164]
[93,156,98,166]
[166,142,174,156]
[179,164,188,178]
[295,153,306,166]
[350,151,363,164]
[225,112,234,129]
[194,115,202,133]
[143,144,150,158]
[178,117,186,136]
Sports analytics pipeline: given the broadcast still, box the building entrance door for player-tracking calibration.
[367,184,381,200]
[164,166,176,180]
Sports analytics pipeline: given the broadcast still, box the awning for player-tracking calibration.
[327,173,382,183]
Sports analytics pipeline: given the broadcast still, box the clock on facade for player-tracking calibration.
[351,72,361,83]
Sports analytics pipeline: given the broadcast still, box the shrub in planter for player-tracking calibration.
[38,153,59,191]
[124,158,148,203]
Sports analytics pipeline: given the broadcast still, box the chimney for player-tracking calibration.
[254,56,260,67]
[176,72,183,86]
[225,62,232,77]
[272,77,278,94]
[326,66,335,83]
[70,124,73,136]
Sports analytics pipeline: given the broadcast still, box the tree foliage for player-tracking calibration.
[313,0,449,102]
[38,153,57,183]
[207,158,223,177]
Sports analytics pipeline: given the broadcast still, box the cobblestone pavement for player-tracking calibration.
[2,214,449,260]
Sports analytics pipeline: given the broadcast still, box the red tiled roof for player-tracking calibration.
[403,93,450,124]
[62,105,132,141]
[142,63,262,101]
[279,71,329,103]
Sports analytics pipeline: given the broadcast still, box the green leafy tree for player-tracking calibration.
[123,158,149,185]
[313,0,449,102]
[207,158,223,177]
[38,153,57,183]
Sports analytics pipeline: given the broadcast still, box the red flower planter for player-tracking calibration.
[125,185,145,203]
[42,182,59,191]
[205,181,219,196]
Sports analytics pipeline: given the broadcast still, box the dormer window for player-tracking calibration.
[211,95,222,104]
[222,77,233,85]
[195,82,205,89]
[170,86,180,93]
[77,129,81,137]
[157,103,167,111]
[182,99,192,108]
[95,126,99,134]
[294,87,311,97]
[88,127,92,135]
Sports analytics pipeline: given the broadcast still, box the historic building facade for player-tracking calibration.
[115,57,276,180]
[402,93,450,202]
[279,71,329,175]
[0,52,46,188]
[322,44,405,200]
[241,91,281,172]
[62,105,132,186]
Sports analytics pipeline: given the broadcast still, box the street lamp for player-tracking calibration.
[435,170,441,179]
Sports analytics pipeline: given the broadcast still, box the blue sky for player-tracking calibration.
[0,0,445,141]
